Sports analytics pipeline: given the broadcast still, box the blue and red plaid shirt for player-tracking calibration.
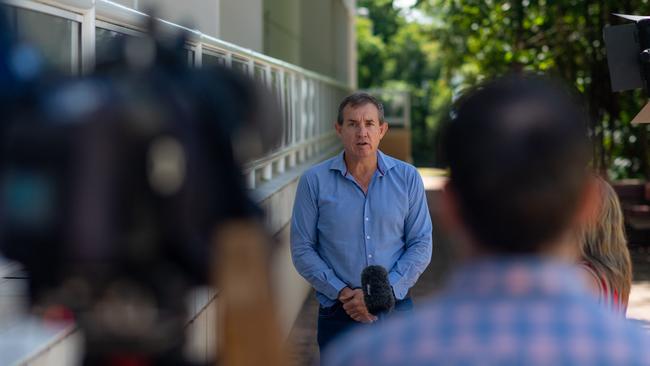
[325,257,650,366]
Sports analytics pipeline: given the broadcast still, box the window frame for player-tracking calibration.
[2,0,84,74]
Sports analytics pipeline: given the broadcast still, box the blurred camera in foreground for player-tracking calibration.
[0,16,283,366]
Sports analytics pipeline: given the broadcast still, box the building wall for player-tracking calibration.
[295,0,355,86]
[263,0,301,65]
[298,0,334,80]
[263,0,356,86]
[219,0,264,52]
[333,0,353,88]
[108,0,355,86]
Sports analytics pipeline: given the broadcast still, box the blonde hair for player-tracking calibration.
[579,176,632,307]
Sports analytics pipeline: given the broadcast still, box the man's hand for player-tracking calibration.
[338,287,356,303]
[338,287,377,323]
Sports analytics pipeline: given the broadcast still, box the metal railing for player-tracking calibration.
[3,0,350,189]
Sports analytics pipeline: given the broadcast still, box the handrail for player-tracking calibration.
[97,0,351,188]
[243,132,339,189]
[95,0,349,90]
[244,133,336,172]
[7,0,351,189]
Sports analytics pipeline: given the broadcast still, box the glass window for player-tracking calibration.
[1,5,80,74]
[95,27,134,67]
[202,52,225,67]
[231,57,249,74]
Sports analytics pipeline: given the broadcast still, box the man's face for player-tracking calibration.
[335,103,388,161]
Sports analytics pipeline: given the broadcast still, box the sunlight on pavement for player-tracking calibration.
[417,168,447,191]
[628,281,650,329]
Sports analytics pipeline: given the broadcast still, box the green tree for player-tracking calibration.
[417,0,650,179]
[357,0,449,165]
[358,0,405,44]
[359,0,650,178]
[357,15,387,88]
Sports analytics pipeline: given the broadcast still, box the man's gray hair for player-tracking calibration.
[336,92,385,125]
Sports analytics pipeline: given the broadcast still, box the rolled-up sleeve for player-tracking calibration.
[291,174,347,300]
[388,169,433,299]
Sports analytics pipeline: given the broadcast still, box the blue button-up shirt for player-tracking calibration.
[324,257,650,366]
[290,151,433,306]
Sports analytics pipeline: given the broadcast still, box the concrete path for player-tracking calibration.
[627,247,650,329]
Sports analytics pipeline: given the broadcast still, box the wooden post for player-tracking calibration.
[212,220,287,366]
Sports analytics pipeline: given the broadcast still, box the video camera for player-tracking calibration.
[604,14,650,93]
[0,14,281,366]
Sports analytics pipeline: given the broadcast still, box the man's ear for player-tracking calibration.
[379,121,389,139]
[572,175,601,229]
[334,121,342,137]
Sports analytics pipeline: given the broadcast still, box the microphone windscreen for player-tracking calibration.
[361,265,395,315]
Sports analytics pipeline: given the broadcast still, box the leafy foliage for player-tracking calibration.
[358,0,650,178]
[358,0,447,165]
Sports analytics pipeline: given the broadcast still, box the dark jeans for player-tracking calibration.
[317,297,413,358]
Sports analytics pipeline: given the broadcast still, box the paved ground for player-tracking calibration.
[627,247,650,329]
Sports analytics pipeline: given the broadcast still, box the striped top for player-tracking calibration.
[579,260,626,315]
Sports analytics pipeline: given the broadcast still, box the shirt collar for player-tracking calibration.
[376,150,395,176]
[442,256,589,298]
[330,150,396,177]
[330,151,349,176]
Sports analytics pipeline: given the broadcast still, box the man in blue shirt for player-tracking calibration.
[290,92,433,354]
[324,77,650,365]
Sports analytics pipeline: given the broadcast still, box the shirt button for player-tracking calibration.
[366,235,370,239]
[365,217,369,221]
[368,254,372,258]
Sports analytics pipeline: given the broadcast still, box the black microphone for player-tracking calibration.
[361,265,395,315]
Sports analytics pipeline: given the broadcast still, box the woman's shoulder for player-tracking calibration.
[577,260,606,297]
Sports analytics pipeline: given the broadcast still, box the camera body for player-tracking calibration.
[0,23,279,364]
[604,15,650,93]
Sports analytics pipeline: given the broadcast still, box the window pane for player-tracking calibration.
[95,27,134,67]
[2,5,80,74]
[231,57,248,74]
[202,52,225,67]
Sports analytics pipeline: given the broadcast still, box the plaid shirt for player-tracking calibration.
[324,257,650,366]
